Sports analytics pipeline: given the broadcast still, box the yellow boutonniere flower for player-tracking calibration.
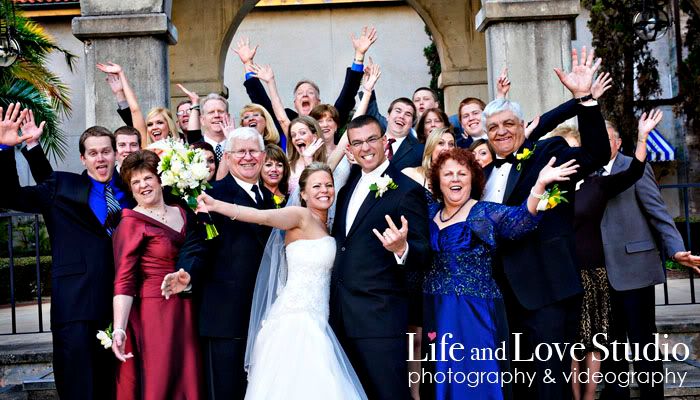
[273,194,285,209]
[515,145,536,171]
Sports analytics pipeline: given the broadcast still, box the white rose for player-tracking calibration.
[96,330,112,349]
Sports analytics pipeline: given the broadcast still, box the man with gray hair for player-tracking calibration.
[164,126,273,399]
[481,48,611,399]
[186,93,231,162]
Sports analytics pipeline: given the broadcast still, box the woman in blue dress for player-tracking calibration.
[421,148,578,400]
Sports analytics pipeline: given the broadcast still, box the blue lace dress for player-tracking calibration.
[422,201,541,400]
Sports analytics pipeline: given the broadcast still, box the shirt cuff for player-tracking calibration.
[351,62,364,72]
[183,283,192,293]
[117,100,129,110]
[0,144,11,150]
[245,72,255,81]
[394,243,409,265]
[26,141,38,150]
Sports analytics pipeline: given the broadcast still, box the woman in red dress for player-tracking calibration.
[111,150,203,400]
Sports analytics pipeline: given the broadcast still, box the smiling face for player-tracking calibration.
[348,122,386,174]
[201,99,229,137]
[439,158,472,208]
[129,169,163,208]
[412,89,438,118]
[423,111,446,134]
[431,132,455,162]
[226,137,264,184]
[388,102,415,138]
[300,170,335,211]
[81,136,116,183]
[293,83,321,116]
[147,114,170,142]
[241,110,266,134]
[262,158,284,190]
[472,143,493,168]
[115,134,140,164]
[289,122,315,154]
[460,103,484,138]
[485,110,525,157]
[176,102,191,130]
[317,113,338,144]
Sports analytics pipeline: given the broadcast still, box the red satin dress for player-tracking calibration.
[113,207,203,400]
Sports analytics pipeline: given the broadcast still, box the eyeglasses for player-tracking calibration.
[228,150,262,159]
[242,113,262,121]
[176,110,191,117]
[350,135,382,149]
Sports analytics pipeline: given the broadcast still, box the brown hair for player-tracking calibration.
[310,104,340,127]
[430,148,485,202]
[263,144,291,196]
[287,116,328,173]
[469,138,496,160]
[114,126,142,148]
[294,80,321,97]
[416,108,451,143]
[387,97,417,125]
[120,150,161,192]
[79,126,115,155]
[458,97,486,119]
[190,141,219,174]
[298,162,333,207]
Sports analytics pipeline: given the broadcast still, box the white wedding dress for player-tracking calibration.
[244,236,367,400]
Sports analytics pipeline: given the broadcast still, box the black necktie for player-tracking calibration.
[104,184,122,236]
[251,184,264,205]
[492,154,516,168]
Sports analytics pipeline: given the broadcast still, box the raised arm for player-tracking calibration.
[97,63,147,146]
[353,63,382,119]
[251,64,291,135]
[198,192,307,231]
[20,110,53,183]
[177,84,201,133]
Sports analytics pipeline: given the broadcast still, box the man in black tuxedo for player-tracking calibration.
[481,48,610,399]
[165,126,274,400]
[0,105,132,400]
[330,115,430,400]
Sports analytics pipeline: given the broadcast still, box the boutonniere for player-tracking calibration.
[272,194,285,209]
[369,175,398,198]
[532,184,569,211]
[515,145,536,171]
[96,323,113,349]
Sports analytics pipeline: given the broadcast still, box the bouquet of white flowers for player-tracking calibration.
[148,138,219,239]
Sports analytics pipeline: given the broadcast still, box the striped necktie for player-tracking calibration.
[104,184,122,236]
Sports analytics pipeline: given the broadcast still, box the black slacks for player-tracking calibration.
[202,337,247,400]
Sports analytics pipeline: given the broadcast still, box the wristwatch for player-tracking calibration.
[575,94,594,104]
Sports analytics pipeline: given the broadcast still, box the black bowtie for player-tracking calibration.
[492,154,516,168]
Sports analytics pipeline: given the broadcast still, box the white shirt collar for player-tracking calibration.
[203,134,226,148]
[603,157,616,175]
[232,175,258,202]
[361,159,391,181]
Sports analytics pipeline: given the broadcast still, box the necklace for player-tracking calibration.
[439,199,472,223]
[137,204,168,223]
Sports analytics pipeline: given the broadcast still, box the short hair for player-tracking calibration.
[176,99,192,111]
[298,162,333,207]
[422,127,455,172]
[550,125,581,146]
[120,150,161,192]
[239,103,281,145]
[190,141,219,173]
[387,97,417,124]
[346,115,383,139]
[412,87,439,102]
[200,93,229,114]
[114,126,142,147]
[294,80,321,97]
[605,120,620,139]
[416,108,451,143]
[310,104,340,127]
[287,116,327,172]
[430,148,485,202]
[482,99,524,131]
[458,97,486,119]
[146,107,178,143]
[263,144,291,196]
[79,126,115,155]
[225,127,265,152]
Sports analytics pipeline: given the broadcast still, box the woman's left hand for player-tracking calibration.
[537,157,579,186]
[302,138,325,159]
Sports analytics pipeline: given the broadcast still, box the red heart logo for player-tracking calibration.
[428,331,437,341]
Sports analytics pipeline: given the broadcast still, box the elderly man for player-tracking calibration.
[482,48,611,399]
[164,127,274,399]
[599,121,700,400]
[186,93,230,162]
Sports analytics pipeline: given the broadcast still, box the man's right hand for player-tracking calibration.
[554,46,601,99]
[233,37,258,67]
[161,268,192,299]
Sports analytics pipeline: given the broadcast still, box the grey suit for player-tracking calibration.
[600,152,684,400]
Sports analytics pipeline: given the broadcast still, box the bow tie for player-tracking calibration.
[492,154,516,168]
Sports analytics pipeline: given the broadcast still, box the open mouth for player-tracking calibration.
[151,130,162,140]
[140,188,153,196]
[96,165,109,174]
[449,185,463,193]
[295,141,307,152]
[248,121,258,128]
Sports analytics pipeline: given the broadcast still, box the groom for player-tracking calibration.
[330,115,430,400]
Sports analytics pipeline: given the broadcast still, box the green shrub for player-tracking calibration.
[0,256,52,304]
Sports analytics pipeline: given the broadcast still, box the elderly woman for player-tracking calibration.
[469,138,495,168]
[415,108,451,144]
[111,150,203,399]
[240,103,281,146]
[261,144,291,207]
[421,148,576,400]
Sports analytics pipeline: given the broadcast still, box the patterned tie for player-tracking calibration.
[215,144,223,162]
[104,184,122,236]
[385,138,396,161]
[251,184,264,205]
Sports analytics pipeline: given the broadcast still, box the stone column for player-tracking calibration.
[72,0,177,130]
[476,0,579,118]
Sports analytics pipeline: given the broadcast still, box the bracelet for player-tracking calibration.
[575,94,593,104]
[530,188,546,200]
[230,204,240,221]
[354,57,364,64]
[113,328,127,338]
[190,104,200,111]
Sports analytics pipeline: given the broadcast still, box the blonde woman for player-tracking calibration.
[240,103,281,146]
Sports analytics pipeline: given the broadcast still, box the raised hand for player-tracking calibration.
[176,83,200,105]
[250,63,274,83]
[591,72,612,100]
[233,37,258,65]
[343,145,357,165]
[362,63,382,92]
[351,26,378,58]
[372,215,409,257]
[537,157,579,186]
[21,110,46,148]
[637,109,663,140]
[161,268,192,299]
[524,115,540,139]
[218,113,235,138]
[106,73,124,95]
[553,46,601,98]
[96,62,123,75]
[302,137,325,158]
[0,103,30,146]
[496,67,511,99]
[111,329,134,362]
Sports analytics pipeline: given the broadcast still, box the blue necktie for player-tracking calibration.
[104,185,122,236]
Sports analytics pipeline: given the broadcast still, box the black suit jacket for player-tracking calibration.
[21,144,53,183]
[329,164,430,338]
[176,174,274,338]
[485,103,610,310]
[390,134,424,171]
[0,149,133,324]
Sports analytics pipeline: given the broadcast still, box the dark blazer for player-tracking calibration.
[391,134,424,172]
[0,149,133,324]
[21,144,53,183]
[330,164,430,338]
[176,174,274,338]
[601,153,684,290]
[485,103,611,310]
[117,106,133,127]
[244,67,364,135]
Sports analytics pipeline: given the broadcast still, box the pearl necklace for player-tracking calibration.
[137,204,168,223]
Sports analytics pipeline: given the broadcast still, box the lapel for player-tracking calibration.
[611,153,625,175]
[346,164,398,239]
[503,139,534,203]
[391,134,416,165]
[224,175,270,246]
[334,170,362,239]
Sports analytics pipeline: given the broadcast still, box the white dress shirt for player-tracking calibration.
[602,157,615,176]
[233,176,259,203]
[388,135,407,156]
[482,161,512,204]
[203,135,227,156]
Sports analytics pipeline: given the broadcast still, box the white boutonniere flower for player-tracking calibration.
[369,175,398,198]
[96,324,113,349]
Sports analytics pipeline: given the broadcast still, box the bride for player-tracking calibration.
[195,162,367,399]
